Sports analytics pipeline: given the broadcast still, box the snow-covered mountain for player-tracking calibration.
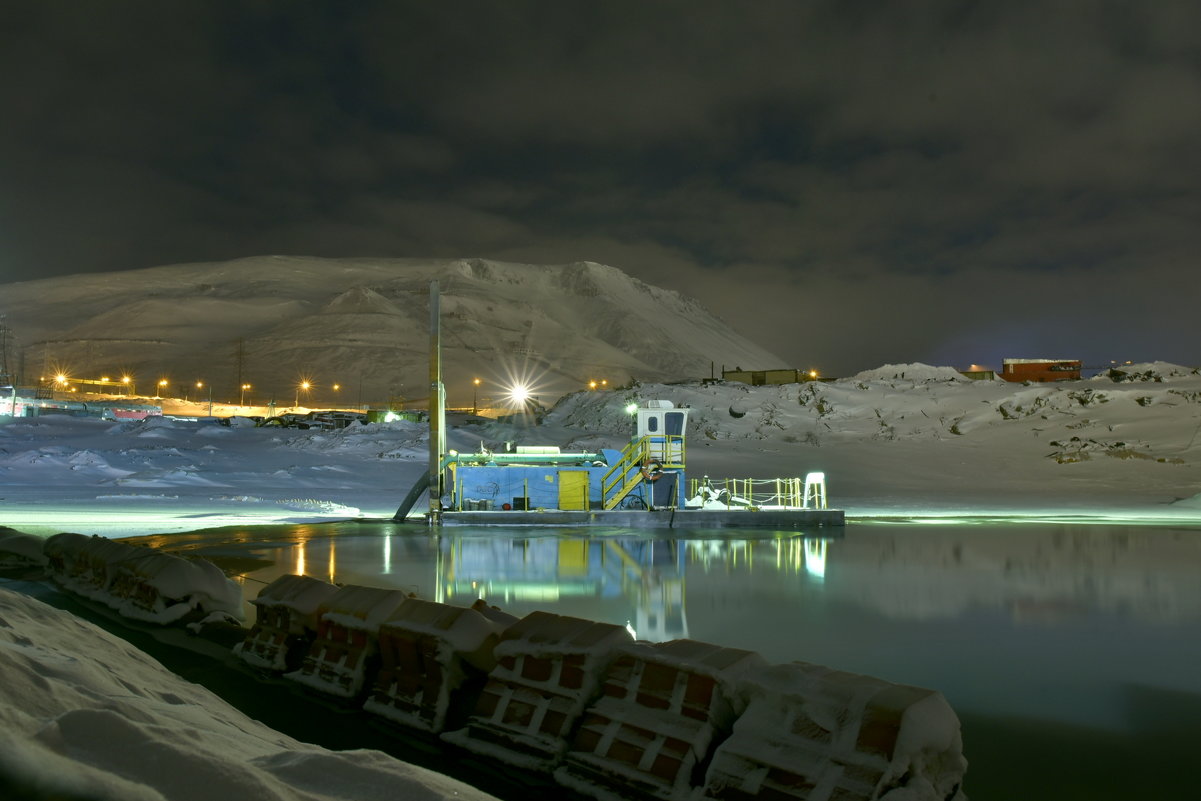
[0,256,784,405]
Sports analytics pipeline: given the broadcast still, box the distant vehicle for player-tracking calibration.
[256,413,311,428]
[307,411,368,430]
[256,411,367,430]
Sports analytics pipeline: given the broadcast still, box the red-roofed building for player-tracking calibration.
[1000,358,1081,382]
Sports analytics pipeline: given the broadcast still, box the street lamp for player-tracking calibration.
[195,381,212,414]
[473,378,481,415]
[157,379,168,399]
[240,383,251,406]
[295,380,311,409]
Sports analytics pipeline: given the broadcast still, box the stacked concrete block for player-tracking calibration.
[235,574,340,671]
[101,549,244,624]
[0,527,49,568]
[44,533,140,597]
[442,610,633,770]
[700,662,967,801]
[556,639,766,801]
[42,533,242,624]
[285,584,412,698]
[364,599,517,733]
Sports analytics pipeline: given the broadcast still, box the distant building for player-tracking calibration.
[1000,358,1081,382]
[721,368,821,386]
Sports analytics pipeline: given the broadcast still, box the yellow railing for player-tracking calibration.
[599,435,686,510]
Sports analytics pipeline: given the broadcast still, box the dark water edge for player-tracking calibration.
[958,704,1197,801]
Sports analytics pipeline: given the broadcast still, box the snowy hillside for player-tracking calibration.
[0,257,784,405]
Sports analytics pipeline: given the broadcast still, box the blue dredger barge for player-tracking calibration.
[400,280,843,529]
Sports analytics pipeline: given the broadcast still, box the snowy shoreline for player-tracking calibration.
[4,362,1201,539]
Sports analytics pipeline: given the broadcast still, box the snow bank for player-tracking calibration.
[0,587,500,801]
[851,363,972,382]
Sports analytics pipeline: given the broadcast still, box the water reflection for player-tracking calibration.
[143,520,1201,731]
[437,536,692,641]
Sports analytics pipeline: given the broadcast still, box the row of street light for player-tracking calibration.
[43,370,621,414]
[44,373,349,409]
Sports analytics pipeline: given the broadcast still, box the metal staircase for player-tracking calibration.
[600,434,685,510]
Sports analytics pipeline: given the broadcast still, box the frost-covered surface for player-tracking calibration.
[284,586,413,698]
[705,662,967,801]
[0,587,501,801]
[444,612,635,769]
[317,585,414,634]
[4,361,1201,537]
[250,574,342,628]
[381,598,511,672]
[234,575,342,671]
[365,600,510,733]
[555,640,767,801]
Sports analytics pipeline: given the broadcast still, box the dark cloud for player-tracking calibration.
[2,0,1199,374]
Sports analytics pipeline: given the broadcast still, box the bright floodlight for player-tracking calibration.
[509,384,530,405]
[625,403,638,415]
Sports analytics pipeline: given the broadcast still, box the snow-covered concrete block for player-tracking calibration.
[0,527,48,568]
[42,532,242,625]
[442,610,633,770]
[104,549,245,624]
[555,639,766,801]
[44,532,141,595]
[234,574,340,671]
[364,598,516,733]
[285,584,412,698]
[701,662,967,801]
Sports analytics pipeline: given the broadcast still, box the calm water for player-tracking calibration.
[134,520,1201,800]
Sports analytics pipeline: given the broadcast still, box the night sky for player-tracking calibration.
[3,1,1199,375]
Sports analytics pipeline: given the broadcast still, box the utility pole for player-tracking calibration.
[428,281,445,524]
[0,316,13,387]
[234,338,246,403]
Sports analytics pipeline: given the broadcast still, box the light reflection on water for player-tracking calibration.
[142,519,1201,796]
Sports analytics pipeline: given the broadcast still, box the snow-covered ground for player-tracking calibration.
[3,362,1201,538]
[0,585,501,801]
[3,361,1201,800]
